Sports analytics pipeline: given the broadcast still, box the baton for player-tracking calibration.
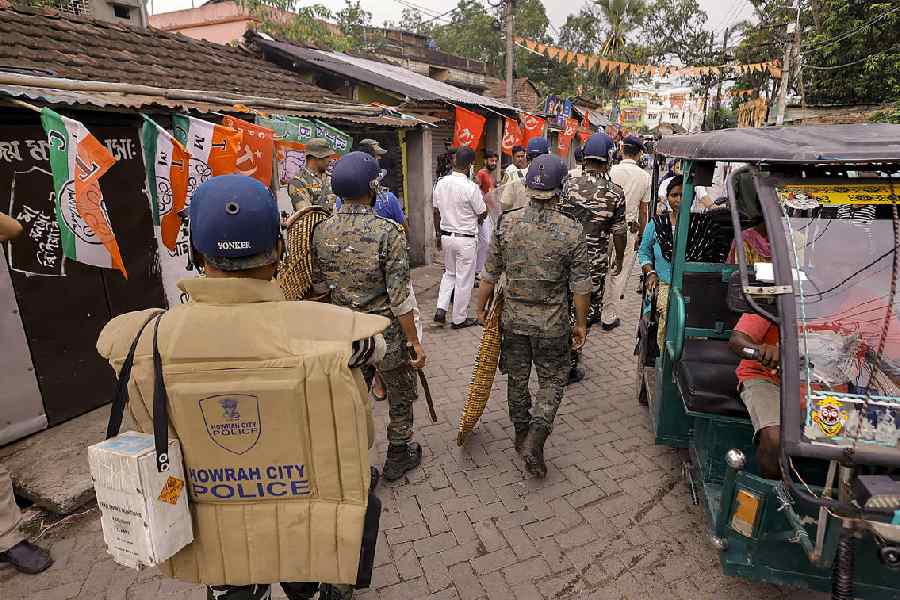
[407,343,438,423]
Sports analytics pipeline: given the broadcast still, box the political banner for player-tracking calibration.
[40,108,126,277]
[557,117,579,156]
[140,116,189,253]
[522,114,546,142]
[172,114,242,200]
[222,115,275,187]
[501,118,525,156]
[452,106,486,149]
[313,120,351,155]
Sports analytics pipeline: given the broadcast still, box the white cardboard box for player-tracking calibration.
[88,431,193,569]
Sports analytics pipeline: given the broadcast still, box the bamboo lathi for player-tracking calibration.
[457,288,504,446]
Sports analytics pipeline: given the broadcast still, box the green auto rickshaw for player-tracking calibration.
[634,125,900,598]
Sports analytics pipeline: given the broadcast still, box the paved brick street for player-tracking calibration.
[0,265,827,600]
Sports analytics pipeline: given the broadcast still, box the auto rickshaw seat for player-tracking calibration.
[674,340,748,418]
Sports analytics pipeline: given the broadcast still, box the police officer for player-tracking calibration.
[500,137,550,213]
[288,138,337,212]
[560,132,627,326]
[559,132,626,383]
[476,155,591,479]
[97,175,388,600]
[312,152,426,481]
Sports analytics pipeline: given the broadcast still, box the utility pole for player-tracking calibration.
[712,26,730,130]
[504,0,515,106]
[775,0,802,126]
[700,35,714,131]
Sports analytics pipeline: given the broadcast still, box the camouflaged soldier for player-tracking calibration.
[288,138,337,212]
[559,132,627,327]
[312,151,426,481]
[476,154,591,479]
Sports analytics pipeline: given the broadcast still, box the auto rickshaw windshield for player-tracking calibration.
[777,181,900,449]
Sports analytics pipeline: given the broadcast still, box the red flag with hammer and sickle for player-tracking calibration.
[578,110,592,144]
[522,113,546,142]
[222,115,274,187]
[453,106,486,149]
[501,118,525,155]
[557,117,579,156]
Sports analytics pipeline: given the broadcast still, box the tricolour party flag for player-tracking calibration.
[40,108,126,277]
[453,106,487,149]
[172,114,243,199]
[141,116,189,252]
[501,118,525,156]
[222,115,274,187]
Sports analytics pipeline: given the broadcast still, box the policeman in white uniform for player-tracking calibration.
[432,146,487,329]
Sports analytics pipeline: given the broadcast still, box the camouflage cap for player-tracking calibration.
[305,138,334,158]
[359,138,388,156]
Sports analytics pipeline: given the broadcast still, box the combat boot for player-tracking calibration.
[383,442,422,481]
[318,584,353,600]
[523,426,550,479]
[513,424,530,454]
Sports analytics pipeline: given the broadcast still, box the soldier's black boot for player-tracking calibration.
[523,426,550,479]
[513,424,529,454]
[383,442,422,481]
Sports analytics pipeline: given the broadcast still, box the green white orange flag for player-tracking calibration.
[40,108,126,277]
[140,116,189,252]
[172,114,243,199]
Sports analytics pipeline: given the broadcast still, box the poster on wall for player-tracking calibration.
[6,166,63,277]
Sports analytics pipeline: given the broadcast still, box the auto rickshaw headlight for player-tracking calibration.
[731,489,761,538]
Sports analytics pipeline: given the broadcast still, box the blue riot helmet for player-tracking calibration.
[583,132,617,163]
[526,137,550,160]
[331,151,384,199]
[189,174,281,271]
[525,154,567,200]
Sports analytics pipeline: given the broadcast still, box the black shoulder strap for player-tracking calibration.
[152,314,171,473]
[106,311,164,440]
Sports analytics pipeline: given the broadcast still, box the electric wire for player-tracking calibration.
[799,5,900,52]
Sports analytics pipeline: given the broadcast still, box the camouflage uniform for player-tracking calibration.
[312,203,417,446]
[559,169,626,323]
[289,166,337,212]
[484,199,591,432]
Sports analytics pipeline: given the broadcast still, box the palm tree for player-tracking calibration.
[594,0,646,55]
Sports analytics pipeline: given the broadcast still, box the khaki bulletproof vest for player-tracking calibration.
[97,291,388,586]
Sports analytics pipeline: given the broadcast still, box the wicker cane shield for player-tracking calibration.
[278,206,331,301]
[457,286,504,446]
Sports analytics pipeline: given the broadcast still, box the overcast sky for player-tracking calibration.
[149,0,753,43]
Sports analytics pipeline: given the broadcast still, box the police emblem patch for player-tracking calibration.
[199,394,261,455]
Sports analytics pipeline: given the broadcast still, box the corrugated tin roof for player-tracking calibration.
[0,84,441,128]
[256,38,515,112]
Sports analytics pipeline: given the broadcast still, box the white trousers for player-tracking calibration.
[475,215,493,275]
[0,463,23,553]
[601,230,639,325]
[437,235,478,325]
[409,282,423,342]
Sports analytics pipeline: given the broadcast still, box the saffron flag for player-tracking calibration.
[222,115,274,187]
[453,106,486,149]
[40,108,126,277]
[501,118,525,155]
[557,117,579,156]
[172,115,243,200]
[141,116,189,253]
[522,114,545,142]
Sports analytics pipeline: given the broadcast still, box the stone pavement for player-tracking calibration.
[0,264,827,600]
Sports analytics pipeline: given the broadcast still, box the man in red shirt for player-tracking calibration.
[474,150,500,282]
[729,313,782,478]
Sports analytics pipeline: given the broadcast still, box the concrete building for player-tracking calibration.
[57,0,149,27]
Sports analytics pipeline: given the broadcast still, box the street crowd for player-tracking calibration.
[0,131,686,599]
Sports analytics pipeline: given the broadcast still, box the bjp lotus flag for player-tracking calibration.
[173,114,243,200]
[140,116,189,253]
[222,115,274,187]
[522,114,545,142]
[501,118,525,155]
[453,106,486,149]
[557,117,579,156]
[40,108,126,277]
